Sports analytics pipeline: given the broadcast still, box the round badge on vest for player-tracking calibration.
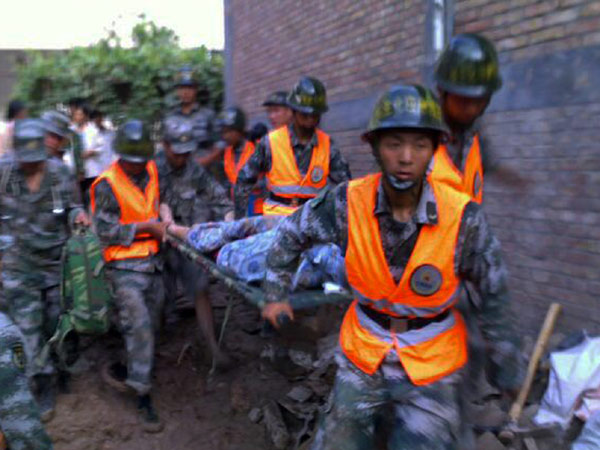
[311,166,324,184]
[473,172,482,197]
[410,264,443,296]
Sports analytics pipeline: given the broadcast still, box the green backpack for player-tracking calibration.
[49,227,112,367]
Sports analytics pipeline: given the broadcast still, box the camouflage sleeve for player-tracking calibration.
[91,179,136,247]
[457,202,525,391]
[196,166,233,220]
[327,137,352,184]
[264,183,348,303]
[478,132,501,175]
[0,327,53,449]
[233,137,270,219]
[57,163,84,227]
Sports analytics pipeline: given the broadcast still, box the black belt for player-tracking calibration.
[267,193,311,206]
[359,303,450,331]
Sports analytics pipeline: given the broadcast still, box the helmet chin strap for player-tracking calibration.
[385,173,417,192]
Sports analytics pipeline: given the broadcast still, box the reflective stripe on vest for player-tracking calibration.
[432,134,483,203]
[264,126,330,216]
[91,161,160,262]
[341,172,470,384]
[224,140,256,186]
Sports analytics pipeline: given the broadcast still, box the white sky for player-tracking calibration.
[0,0,224,49]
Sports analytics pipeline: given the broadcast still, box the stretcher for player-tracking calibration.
[166,233,352,310]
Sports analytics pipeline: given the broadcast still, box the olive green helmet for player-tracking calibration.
[13,119,48,163]
[218,107,246,133]
[287,76,328,114]
[362,84,449,143]
[41,110,70,138]
[434,33,502,98]
[114,120,154,163]
[174,65,198,88]
[262,91,289,107]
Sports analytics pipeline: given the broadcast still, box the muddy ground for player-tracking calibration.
[45,284,338,450]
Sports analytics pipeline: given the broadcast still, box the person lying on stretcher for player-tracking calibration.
[165,215,347,291]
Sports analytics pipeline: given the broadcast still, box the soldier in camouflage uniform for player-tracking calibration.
[262,90,292,129]
[234,77,352,218]
[91,120,166,432]
[156,119,234,368]
[163,66,220,170]
[0,119,87,422]
[262,85,524,449]
[41,111,71,164]
[0,311,53,450]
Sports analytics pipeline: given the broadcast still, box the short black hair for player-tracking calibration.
[6,99,26,120]
[76,103,91,118]
[90,109,104,120]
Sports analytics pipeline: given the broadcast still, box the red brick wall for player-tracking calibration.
[455,0,600,59]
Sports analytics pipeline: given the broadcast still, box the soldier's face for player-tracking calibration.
[222,128,244,146]
[19,161,45,176]
[119,160,147,176]
[293,112,320,133]
[165,144,190,169]
[266,106,292,129]
[376,130,435,185]
[176,86,197,104]
[45,132,65,152]
[442,92,489,127]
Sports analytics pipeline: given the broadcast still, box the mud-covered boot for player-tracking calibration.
[137,394,164,433]
[33,374,56,423]
[101,361,129,393]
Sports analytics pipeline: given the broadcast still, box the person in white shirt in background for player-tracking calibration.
[0,100,28,158]
[71,104,111,208]
[90,108,116,165]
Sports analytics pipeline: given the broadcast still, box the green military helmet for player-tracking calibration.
[434,33,502,98]
[218,107,246,133]
[174,65,198,88]
[163,118,197,154]
[114,120,154,163]
[41,110,70,138]
[287,76,328,114]
[262,91,289,107]
[362,84,449,143]
[13,119,48,163]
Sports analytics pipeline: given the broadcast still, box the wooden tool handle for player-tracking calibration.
[508,302,562,422]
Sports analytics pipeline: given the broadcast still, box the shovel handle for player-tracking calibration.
[509,302,562,422]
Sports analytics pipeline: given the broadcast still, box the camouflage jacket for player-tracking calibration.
[155,151,233,225]
[264,173,523,390]
[91,167,162,273]
[0,312,53,449]
[0,158,83,288]
[233,124,352,218]
[163,103,216,154]
[445,120,499,175]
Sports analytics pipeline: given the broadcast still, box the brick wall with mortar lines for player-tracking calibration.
[454,0,600,332]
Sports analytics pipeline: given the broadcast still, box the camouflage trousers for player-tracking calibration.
[311,350,464,450]
[0,313,53,450]
[106,268,164,395]
[0,271,61,377]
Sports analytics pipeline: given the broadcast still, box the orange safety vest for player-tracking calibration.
[432,134,484,203]
[224,140,256,186]
[263,126,331,216]
[224,140,263,214]
[341,172,470,385]
[91,160,160,262]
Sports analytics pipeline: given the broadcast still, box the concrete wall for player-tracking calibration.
[225,0,600,333]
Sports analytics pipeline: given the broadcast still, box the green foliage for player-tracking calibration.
[12,17,223,125]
